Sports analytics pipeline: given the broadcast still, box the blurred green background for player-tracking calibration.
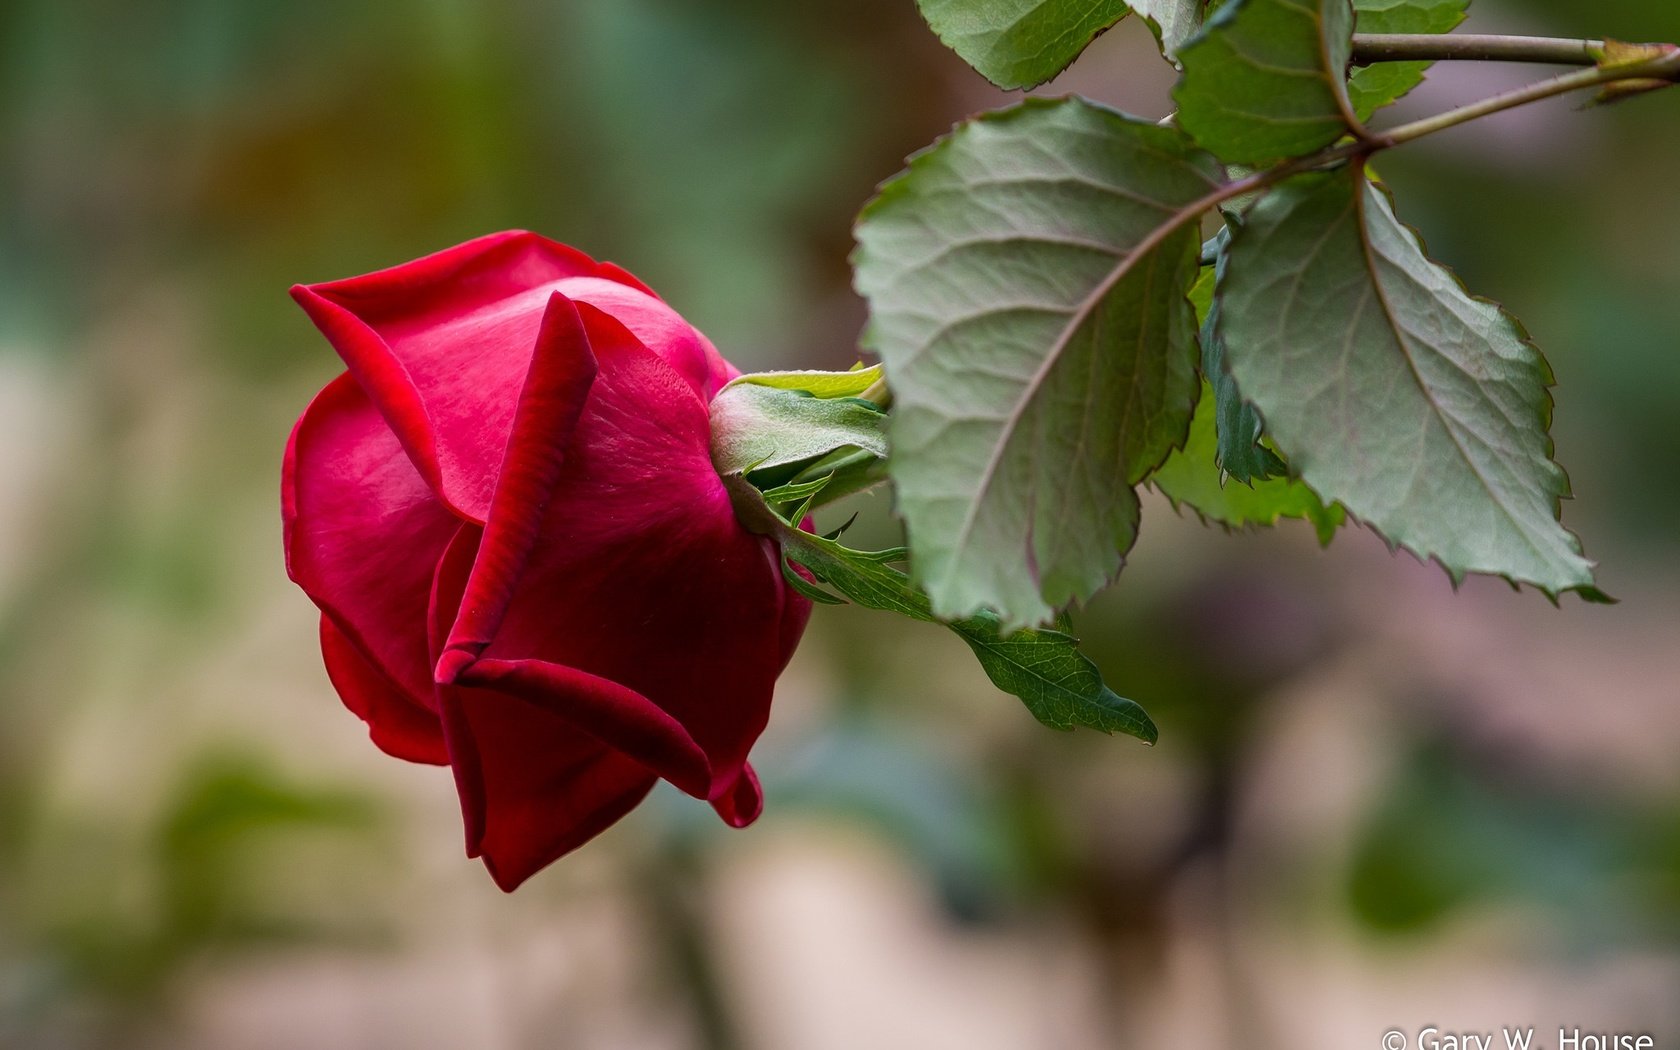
[2,1,1678,1047]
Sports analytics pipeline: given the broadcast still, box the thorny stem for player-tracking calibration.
[1371,45,1680,148]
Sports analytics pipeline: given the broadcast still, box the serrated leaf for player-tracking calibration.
[1149,380,1344,540]
[709,383,888,477]
[854,97,1224,629]
[1174,0,1361,166]
[1135,0,1206,59]
[914,0,1133,90]
[1217,167,1599,597]
[725,364,884,400]
[781,531,1157,743]
[1345,0,1470,120]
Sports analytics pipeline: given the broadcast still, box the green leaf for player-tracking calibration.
[709,382,888,476]
[1199,224,1286,482]
[1135,0,1206,59]
[913,0,1133,89]
[1174,0,1361,166]
[781,530,1158,743]
[1217,167,1600,598]
[854,97,1223,628]
[1346,0,1469,120]
[724,363,883,400]
[1149,381,1344,540]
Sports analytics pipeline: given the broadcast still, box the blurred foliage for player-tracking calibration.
[0,753,390,1047]
[1347,738,1680,941]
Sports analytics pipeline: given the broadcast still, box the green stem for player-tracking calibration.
[1372,47,1680,148]
[1352,33,1604,67]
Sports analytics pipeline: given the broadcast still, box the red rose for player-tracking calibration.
[283,232,811,890]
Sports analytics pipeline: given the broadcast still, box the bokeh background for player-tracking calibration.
[3,1,1679,1047]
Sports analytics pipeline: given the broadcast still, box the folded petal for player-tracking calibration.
[710,763,764,828]
[453,656,711,799]
[284,372,458,705]
[430,526,657,890]
[320,616,447,765]
[456,322,789,795]
[439,292,598,671]
[291,232,734,520]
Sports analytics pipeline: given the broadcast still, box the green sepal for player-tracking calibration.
[709,382,888,478]
[723,363,884,400]
[780,552,846,605]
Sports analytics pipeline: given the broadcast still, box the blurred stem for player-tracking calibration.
[1351,33,1605,67]
[639,840,741,1050]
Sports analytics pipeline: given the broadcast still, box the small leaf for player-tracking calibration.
[1149,381,1344,541]
[914,0,1133,90]
[1345,0,1470,120]
[1174,0,1362,165]
[724,364,884,400]
[1135,0,1206,59]
[709,382,888,477]
[782,530,1157,743]
[854,97,1224,629]
[1217,166,1599,597]
[1198,225,1286,482]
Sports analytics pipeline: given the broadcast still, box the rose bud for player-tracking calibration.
[283,232,812,890]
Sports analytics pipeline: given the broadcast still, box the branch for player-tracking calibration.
[1372,44,1680,148]
[1352,33,1604,67]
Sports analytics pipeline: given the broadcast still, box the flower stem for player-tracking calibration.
[1352,33,1605,67]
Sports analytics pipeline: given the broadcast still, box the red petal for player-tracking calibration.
[438,293,599,670]
[320,616,447,765]
[440,680,657,892]
[710,763,764,828]
[469,329,789,793]
[284,373,458,705]
[291,232,734,520]
[430,526,657,890]
[454,656,711,798]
